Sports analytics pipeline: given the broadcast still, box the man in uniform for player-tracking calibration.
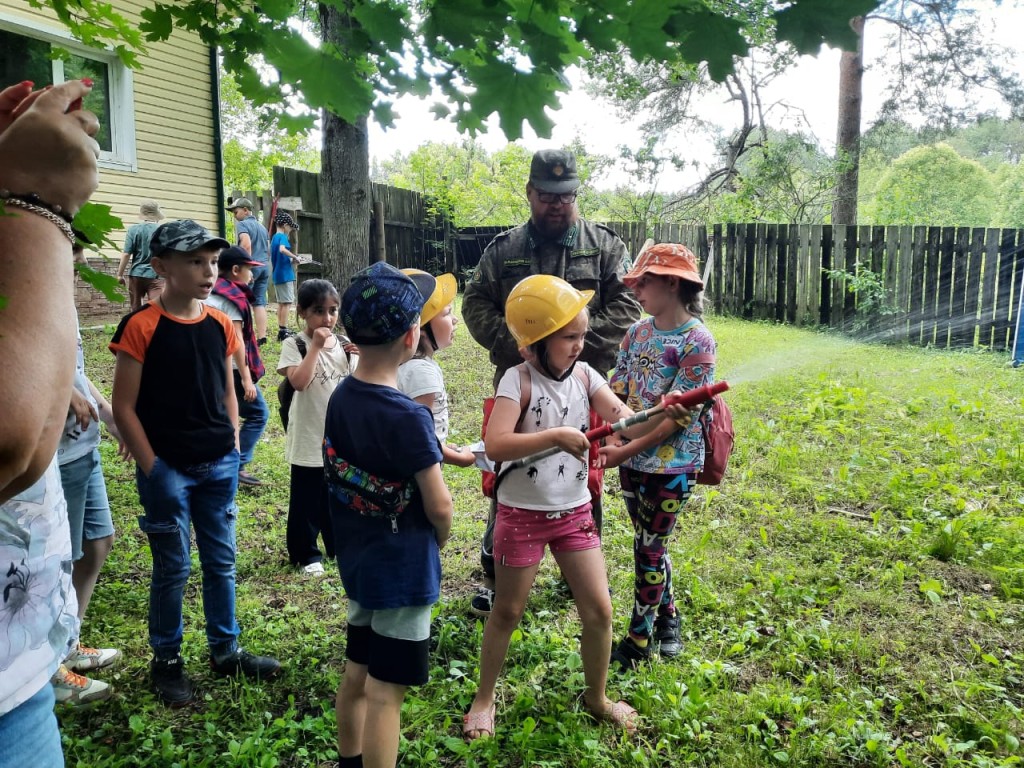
[462,148,641,616]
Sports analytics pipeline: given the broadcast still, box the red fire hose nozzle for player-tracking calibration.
[584,381,731,442]
[503,381,732,471]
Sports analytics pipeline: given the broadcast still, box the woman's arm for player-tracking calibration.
[0,80,99,501]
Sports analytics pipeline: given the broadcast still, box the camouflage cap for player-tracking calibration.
[529,149,580,194]
[150,219,230,258]
[342,262,433,345]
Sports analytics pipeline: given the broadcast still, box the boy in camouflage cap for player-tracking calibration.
[110,219,280,707]
[324,262,454,767]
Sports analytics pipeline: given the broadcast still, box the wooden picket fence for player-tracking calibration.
[232,167,456,279]
[601,222,1024,353]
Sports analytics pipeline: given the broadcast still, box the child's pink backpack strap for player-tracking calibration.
[681,352,715,367]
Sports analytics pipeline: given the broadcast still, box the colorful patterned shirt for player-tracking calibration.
[609,317,716,474]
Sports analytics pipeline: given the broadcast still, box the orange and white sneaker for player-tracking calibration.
[66,644,122,672]
[52,664,112,705]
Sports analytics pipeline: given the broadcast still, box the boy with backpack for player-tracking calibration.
[205,245,269,486]
[323,262,453,767]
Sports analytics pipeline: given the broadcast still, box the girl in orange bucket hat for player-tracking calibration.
[604,242,718,669]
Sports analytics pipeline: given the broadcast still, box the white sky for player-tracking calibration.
[368,1,1024,192]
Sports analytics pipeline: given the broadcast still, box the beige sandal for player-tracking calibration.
[463,704,496,741]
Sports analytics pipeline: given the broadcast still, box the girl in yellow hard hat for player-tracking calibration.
[464,274,691,740]
[397,270,476,467]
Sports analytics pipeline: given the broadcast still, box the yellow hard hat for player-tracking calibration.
[402,269,457,325]
[505,275,594,348]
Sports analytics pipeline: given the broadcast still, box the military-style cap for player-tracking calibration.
[342,262,433,345]
[226,197,254,211]
[529,149,580,194]
[150,219,230,258]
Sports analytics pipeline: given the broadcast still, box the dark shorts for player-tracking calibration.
[345,599,431,687]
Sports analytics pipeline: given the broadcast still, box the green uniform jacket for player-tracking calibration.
[463,219,641,385]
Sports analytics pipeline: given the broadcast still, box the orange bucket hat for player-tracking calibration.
[623,242,703,289]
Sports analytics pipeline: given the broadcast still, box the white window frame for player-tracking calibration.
[0,11,137,172]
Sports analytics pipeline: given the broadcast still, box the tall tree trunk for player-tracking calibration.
[319,2,370,287]
[832,15,865,226]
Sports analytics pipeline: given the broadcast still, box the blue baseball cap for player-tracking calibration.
[341,262,434,345]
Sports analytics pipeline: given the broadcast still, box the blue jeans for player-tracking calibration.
[0,684,63,767]
[59,448,115,561]
[249,265,269,308]
[234,371,268,469]
[136,451,241,659]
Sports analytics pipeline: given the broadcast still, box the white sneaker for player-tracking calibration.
[52,664,112,705]
[67,643,122,671]
[301,561,326,576]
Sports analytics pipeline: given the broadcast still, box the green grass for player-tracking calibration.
[63,311,1024,767]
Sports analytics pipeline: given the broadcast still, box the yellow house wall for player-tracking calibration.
[0,0,222,261]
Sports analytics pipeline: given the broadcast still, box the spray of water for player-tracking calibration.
[720,334,858,387]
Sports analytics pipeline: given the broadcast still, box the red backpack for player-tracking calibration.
[680,351,734,485]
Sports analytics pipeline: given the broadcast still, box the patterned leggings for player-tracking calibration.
[619,468,694,642]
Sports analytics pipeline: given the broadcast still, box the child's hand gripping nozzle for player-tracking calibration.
[587,381,731,441]
[504,381,731,470]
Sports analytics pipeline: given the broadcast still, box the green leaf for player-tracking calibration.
[459,60,561,140]
[352,1,409,51]
[139,5,173,41]
[775,0,880,55]
[669,8,748,81]
[256,0,295,23]
[73,203,123,252]
[565,651,582,670]
[75,263,125,302]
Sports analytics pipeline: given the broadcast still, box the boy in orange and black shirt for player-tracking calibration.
[110,219,281,707]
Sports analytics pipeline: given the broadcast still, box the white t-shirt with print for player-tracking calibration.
[277,333,355,466]
[204,294,243,371]
[397,357,449,442]
[495,362,604,512]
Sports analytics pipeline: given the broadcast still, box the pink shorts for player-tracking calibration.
[494,501,600,568]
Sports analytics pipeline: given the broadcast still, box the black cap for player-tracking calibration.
[529,149,580,194]
[219,245,263,270]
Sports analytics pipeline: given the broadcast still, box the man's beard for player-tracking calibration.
[533,210,575,240]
